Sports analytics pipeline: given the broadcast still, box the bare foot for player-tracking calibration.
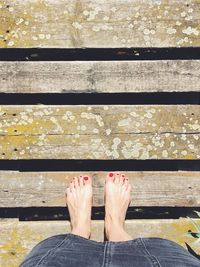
[105,172,132,241]
[66,175,92,239]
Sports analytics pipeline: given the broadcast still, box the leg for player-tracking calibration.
[20,234,69,266]
[104,171,133,241]
[66,174,93,239]
[138,237,200,267]
[20,174,93,266]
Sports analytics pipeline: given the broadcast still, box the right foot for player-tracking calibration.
[104,172,132,241]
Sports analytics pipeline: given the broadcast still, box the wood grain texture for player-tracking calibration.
[0,219,200,266]
[0,105,200,160]
[0,171,200,207]
[0,0,200,48]
[0,60,200,93]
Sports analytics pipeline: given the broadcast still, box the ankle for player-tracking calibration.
[105,214,124,228]
[71,225,91,239]
[105,223,131,242]
[71,218,91,239]
[105,215,124,239]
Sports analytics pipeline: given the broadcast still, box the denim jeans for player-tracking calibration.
[20,233,200,267]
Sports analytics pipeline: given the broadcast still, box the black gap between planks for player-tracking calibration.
[0,48,200,61]
[0,207,200,221]
[0,92,200,104]
[0,160,200,171]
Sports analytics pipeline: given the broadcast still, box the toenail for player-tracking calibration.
[122,175,125,177]
[117,173,119,175]
[84,176,88,180]
[109,172,113,177]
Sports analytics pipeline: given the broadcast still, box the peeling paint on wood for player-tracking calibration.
[0,0,200,48]
[0,171,200,207]
[0,219,200,266]
[0,105,199,159]
[0,60,200,93]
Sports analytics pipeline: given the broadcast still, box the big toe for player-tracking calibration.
[106,172,115,182]
[83,175,91,186]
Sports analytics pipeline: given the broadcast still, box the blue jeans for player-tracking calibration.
[20,233,200,267]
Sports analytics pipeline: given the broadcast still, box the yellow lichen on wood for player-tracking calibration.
[0,219,200,266]
[0,220,50,267]
[0,0,200,48]
[125,218,200,251]
[0,227,31,266]
[0,105,200,159]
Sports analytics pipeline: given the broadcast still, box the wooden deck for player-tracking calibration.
[0,105,199,160]
[0,0,200,266]
[1,171,200,207]
[0,60,200,93]
[1,0,200,48]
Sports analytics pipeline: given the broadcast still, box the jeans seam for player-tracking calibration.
[107,242,111,267]
[101,242,108,267]
[139,238,162,267]
[35,235,69,267]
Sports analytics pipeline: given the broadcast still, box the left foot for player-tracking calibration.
[66,175,93,239]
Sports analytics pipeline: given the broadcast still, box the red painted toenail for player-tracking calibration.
[117,173,119,175]
[109,172,113,177]
[122,175,125,177]
[84,176,88,180]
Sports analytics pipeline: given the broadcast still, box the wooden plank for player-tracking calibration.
[0,219,200,266]
[0,60,200,93]
[0,171,200,207]
[0,105,200,160]
[1,0,200,48]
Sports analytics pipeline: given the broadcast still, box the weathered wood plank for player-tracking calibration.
[0,60,200,93]
[0,0,200,48]
[0,219,200,266]
[0,105,200,159]
[0,171,200,207]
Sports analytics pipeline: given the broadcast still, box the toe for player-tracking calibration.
[66,187,71,196]
[69,176,74,185]
[66,187,71,207]
[114,172,120,183]
[119,173,125,185]
[123,177,129,189]
[83,175,91,185]
[69,180,75,192]
[106,172,115,182]
[73,176,79,188]
[79,175,84,187]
